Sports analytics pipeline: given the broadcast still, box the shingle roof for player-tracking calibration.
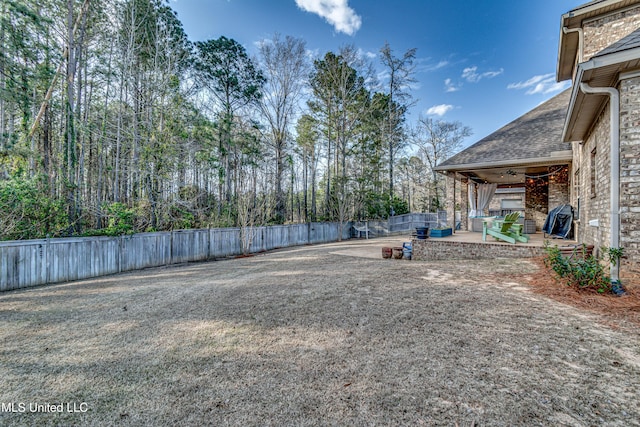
[594,26,640,57]
[435,89,571,170]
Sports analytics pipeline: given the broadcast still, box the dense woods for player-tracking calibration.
[0,0,470,240]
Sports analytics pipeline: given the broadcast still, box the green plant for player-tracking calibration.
[543,243,611,293]
[543,242,572,278]
[602,246,624,267]
[0,174,68,240]
[103,202,135,236]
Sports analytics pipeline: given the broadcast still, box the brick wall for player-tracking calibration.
[460,179,469,231]
[573,105,611,259]
[583,6,640,60]
[620,77,640,272]
[412,239,544,261]
[571,81,640,273]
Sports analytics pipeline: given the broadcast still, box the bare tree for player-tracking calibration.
[412,117,471,210]
[258,34,309,224]
[379,42,416,200]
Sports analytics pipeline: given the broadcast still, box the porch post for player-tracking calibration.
[445,172,456,229]
[460,177,469,231]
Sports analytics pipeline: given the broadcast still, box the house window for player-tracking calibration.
[590,148,597,198]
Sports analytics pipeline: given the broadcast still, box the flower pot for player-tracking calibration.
[415,227,429,240]
[392,247,404,259]
[430,228,452,238]
[382,247,392,259]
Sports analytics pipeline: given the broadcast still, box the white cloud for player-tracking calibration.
[357,47,377,59]
[426,104,454,116]
[295,0,362,35]
[423,60,449,72]
[415,58,450,74]
[444,78,461,93]
[462,66,504,83]
[507,73,570,95]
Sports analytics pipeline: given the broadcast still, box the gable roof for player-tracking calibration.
[434,89,572,172]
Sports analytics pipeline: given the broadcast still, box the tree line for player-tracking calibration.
[0,0,470,240]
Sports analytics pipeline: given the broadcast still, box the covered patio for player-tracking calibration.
[434,89,574,236]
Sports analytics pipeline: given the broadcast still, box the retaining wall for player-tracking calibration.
[412,239,545,261]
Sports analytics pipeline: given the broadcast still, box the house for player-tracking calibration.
[559,0,640,277]
[435,0,640,278]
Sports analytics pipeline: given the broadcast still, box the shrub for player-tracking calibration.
[543,242,611,293]
[0,175,68,240]
[103,202,135,236]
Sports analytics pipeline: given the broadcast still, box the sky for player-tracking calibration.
[169,0,586,149]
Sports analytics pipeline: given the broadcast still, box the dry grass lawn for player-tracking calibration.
[1,237,639,426]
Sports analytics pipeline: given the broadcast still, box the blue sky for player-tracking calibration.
[170,0,585,149]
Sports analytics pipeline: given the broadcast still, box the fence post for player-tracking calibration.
[45,237,50,285]
[118,235,123,273]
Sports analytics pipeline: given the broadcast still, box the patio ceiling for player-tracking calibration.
[458,161,569,186]
[459,165,563,185]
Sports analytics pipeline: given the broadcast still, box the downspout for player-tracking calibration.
[563,27,584,63]
[579,82,621,285]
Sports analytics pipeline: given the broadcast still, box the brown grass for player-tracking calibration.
[1,238,639,426]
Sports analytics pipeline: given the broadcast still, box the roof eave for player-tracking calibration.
[556,1,636,81]
[434,151,573,173]
[563,47,640,142]
[557,13,579,82]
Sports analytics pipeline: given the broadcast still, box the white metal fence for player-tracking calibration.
[0,222,350,292]
[361,212,447,237]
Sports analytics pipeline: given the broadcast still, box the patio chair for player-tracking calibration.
[483,212,529,244]
[352,222,369,239]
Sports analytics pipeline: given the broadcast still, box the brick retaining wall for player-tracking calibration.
[412,239,545,261]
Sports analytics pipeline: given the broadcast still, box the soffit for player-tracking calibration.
[563,46,640,142]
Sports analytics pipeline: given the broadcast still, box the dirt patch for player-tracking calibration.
[1,238,639,426]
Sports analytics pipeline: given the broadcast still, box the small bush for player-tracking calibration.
[543,243,611,294]
[103,202,135,236]
[0,175,68,240]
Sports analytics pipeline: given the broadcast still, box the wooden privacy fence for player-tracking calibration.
[0,222,350,292]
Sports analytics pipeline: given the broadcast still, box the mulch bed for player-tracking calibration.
[524,257,640,330]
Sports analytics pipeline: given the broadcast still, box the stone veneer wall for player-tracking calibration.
[525,176,548,231]
[412,239,545,261]
[619,76,640,273]
[548,165,570,209]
